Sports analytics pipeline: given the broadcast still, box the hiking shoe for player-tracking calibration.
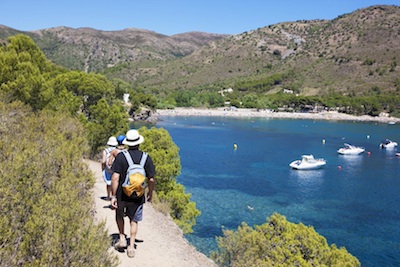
[114,238,127,249]
[127,247,136,258]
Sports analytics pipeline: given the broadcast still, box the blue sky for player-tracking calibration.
[1,1,399,35]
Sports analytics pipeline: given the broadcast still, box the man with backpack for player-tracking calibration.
[110,129,156,258]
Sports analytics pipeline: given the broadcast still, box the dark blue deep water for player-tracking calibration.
[155,116,400,266]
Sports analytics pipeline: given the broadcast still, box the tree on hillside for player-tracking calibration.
[211,213,360,267]
[51,70,115,112]
[0,34,128,155]
[0,34,55,110]
[85,98,128,153]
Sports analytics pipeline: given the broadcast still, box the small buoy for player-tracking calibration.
[338,166,342,170]
[367,151,371,155]
[367,135,370,139]
[233,144,238,149]
[322,139,325,144]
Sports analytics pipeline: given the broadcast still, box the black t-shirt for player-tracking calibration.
[112,148,156,203]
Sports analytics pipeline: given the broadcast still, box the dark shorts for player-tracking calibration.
[116,201,143,222]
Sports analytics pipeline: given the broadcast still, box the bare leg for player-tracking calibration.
[114,210,127,249]
[129,220,138,249]
[106,185,111,199]
[126,220,138,257]
[116,214,125,241]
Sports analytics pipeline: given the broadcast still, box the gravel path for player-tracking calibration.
[87,159,218,267]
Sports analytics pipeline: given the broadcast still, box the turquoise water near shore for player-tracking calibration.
[154,116,400,266]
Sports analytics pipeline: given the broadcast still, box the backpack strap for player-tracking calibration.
[122,151,148,167]
[122,150,134,167]
[140,153,148,167]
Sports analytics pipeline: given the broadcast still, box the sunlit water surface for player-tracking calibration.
[152,116,400,266]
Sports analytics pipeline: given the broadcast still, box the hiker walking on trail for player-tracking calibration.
[101,136,118,200]
[110,129,156,258]
[108,135,126,168]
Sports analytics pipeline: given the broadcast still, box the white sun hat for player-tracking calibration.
[107,136,118,146]
[123,129,144,146]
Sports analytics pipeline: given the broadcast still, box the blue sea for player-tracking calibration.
[154,116,400,267]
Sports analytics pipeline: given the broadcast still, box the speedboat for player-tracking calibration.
[337,143,365,155]
[289,155,326,170]
[379,139,398,149]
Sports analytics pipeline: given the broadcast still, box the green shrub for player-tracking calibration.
[0,102,118,267]
[139,127,201,233]
[211,213,360,267]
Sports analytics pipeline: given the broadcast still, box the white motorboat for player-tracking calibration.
[379,139,398,149]
[289,155,326,170]
[337,143,365,155]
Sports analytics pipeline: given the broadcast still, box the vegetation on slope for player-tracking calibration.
[0,102,119,266]
[0,34,201,267]
[122,5,400,96]
[211,213,360,267]
[102,5,400,117]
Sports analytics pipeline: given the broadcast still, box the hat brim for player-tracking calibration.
[107,140,118,146]
[123,135,144,146]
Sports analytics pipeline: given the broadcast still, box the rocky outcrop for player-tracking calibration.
[131,108,158,123]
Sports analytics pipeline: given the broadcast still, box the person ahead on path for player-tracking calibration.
[101,136,118,200]
[110,129,156,258]
[108,134,126,168]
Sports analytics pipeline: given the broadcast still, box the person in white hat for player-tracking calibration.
[110,129,156,258]
[101,136,118,200]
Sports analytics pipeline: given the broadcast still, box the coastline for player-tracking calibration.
[155,107,400,124]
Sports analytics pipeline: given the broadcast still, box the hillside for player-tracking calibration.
[126,5,400,96]
[0,25,228,72]
[1,5,400,97]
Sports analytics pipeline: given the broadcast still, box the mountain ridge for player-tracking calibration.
[0,24,229,72]
[1,4,400,97]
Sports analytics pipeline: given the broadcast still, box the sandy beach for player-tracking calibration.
[156,107,400,124]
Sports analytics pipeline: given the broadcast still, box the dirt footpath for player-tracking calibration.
[87,159,218,267]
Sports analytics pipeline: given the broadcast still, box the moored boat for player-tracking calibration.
[289,155,326,170]
[379,139,398,149]
[337,143,365,155]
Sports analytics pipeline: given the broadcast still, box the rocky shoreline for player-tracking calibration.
[155,107,400,124]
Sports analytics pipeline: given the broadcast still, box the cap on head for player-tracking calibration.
[117,135,126,145]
